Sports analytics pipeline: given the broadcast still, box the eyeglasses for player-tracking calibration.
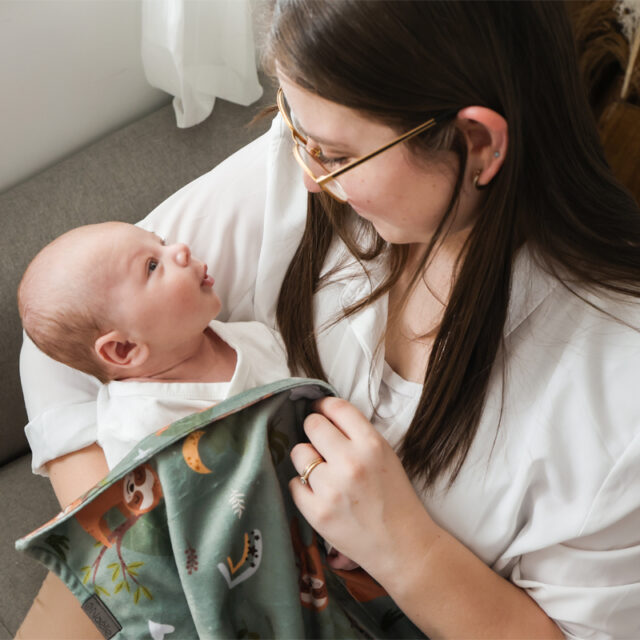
[277,87,454,203]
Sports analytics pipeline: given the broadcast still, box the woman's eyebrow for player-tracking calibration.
[300,125,350,149]
[291,112,352,150]
[310,134,351,150]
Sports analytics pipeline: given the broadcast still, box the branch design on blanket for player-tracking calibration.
[229,488,246,519]
[75,463,164,603]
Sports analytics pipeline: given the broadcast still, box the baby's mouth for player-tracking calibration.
[201,265,214,288]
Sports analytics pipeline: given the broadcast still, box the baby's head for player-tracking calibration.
[18,222,221,382]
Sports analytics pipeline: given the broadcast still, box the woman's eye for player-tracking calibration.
[148,259,158,274]
[316,151,349,167]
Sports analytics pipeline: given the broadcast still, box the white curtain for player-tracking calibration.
[141,0,263,128]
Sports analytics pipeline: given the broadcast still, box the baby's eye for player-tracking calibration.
[148,259,159,274]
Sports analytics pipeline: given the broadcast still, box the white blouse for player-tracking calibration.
[371,362,422,451]
[20,115,640,639]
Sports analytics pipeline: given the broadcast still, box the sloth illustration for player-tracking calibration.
[75,463,163,548]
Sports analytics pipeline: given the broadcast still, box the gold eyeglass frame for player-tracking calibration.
[277,87,454,203]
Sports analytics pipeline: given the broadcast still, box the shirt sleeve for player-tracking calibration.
[20,120,282,474]
[511,430,640,639]
[21,332,102,476]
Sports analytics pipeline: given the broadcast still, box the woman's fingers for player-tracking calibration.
[300,396,375,462]
[289,444,330,530]
[288,396,438,582]
[300,409,349,462]
[289,473,320,524]
[309,396,372,441]
[290,442,326,491]
[293,397,386,485]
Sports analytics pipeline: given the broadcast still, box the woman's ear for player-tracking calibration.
[456,106,508,187]
[95,331,149,370]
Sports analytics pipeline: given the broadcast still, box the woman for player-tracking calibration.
[18,1,640,638]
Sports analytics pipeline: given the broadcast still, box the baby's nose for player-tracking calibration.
[174,243,191,266]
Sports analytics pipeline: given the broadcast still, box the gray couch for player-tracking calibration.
[0,79,277,638]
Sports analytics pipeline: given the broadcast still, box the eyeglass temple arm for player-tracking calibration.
[318,110,457,184]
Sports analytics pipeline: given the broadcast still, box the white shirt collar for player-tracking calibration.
[504,246,559,336]
[327,240,558,338]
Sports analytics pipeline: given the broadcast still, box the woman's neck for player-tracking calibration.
[385,234,470,383]
[405,229,471,302]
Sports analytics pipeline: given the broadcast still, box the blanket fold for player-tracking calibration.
[17,378,425,639]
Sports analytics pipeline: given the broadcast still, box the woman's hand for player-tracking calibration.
[289,396,440,583]
[290,397,564,639]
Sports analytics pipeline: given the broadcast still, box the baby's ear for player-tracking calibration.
[95,331,149,369]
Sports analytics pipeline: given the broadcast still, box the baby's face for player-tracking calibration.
[99,223,221,348]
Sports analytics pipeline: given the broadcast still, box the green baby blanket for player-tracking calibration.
[16,378,425,639]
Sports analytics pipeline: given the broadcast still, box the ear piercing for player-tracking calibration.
[473,152,500,188]
[474,148,502,188]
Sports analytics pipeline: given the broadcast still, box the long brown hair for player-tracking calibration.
[267,1,640,488]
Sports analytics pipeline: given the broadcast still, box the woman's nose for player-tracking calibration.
[302,172,322,194]
[173,243,191,266]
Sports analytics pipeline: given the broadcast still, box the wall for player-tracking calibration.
[0,0,170,194]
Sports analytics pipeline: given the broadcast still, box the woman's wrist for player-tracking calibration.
[361,501,445,596]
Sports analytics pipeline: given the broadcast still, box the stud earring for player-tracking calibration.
[493,150,500,158]
[473,169,482,189]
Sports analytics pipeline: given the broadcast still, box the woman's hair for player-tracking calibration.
[267,1,640,488]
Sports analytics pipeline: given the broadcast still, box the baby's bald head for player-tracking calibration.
[18,223,121,382]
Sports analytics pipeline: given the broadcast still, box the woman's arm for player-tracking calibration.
[46,443,110,509]
[289,397,563,640]
[15,445,110,640]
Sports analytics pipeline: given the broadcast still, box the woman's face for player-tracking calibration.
[279,75,479,245]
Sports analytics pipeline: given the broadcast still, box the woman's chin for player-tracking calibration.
[350,205,427,245]
[371,224,418,245]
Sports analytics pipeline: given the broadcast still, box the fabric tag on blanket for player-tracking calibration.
[81,594,122,639]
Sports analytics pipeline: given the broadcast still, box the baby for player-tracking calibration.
[18,221,357,570]
[18,221,291,468]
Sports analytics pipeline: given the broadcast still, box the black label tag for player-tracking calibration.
[81,594,122,639]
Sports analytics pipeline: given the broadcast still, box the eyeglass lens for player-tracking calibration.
[280,89,348,202]
[294,144,347,201]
